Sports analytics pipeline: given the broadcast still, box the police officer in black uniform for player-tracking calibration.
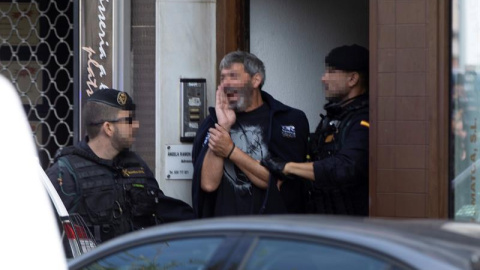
[46,89,194,243]
[262,44,369,216]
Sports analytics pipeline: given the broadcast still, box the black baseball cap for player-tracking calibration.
[88,89,136,111]
[325,44,369,73]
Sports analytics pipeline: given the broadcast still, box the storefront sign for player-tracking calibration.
[78,0,114,136]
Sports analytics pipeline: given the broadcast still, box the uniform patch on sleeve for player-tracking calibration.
[360,120,370,128]
[281,125,296,138]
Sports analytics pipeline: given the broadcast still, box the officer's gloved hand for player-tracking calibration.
[261,156,294,181]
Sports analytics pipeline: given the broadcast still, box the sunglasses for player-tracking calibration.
[89,117,135,126]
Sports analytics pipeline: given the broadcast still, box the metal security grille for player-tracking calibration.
[0,0,74,169]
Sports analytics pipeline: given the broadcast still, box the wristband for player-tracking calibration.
[226,143,236,159]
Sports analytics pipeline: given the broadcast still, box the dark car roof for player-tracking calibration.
[69,215,480,270]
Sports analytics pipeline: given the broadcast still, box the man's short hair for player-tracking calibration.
[219,51,266,89]
[83,89,135,139]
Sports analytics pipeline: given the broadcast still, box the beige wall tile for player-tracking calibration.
[378,145,396,169]
[379,49,396,72]
[395,121,426,144]
[396,193,426,217]
[379,97,396,120]
[396,97,426,120]
[396,72,426,96]
[396,24,426,48]
[378,1,395,24]
[379,25,396,48]
[378,73,396,96]
[378,121,395,145]
[397,48,426,72]
[395,169,427,193]
[396,0,426,24]
[377,170,396,192]
[395,145,426,169]
[377,194,396,216]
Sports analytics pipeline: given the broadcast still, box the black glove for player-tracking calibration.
[261,156,293,181]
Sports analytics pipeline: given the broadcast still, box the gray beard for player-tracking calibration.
[230,96,250,112]
[227,84,254,112]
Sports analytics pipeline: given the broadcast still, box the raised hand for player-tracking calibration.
[215,85,236,131]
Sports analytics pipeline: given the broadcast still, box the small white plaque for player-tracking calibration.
[165,144,194,180]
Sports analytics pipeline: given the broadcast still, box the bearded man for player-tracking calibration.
[192,51,310,217]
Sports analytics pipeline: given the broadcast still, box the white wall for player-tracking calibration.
[155,0,216,205]
[250,0,369,131]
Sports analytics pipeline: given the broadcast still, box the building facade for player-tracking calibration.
[1,0,477,220]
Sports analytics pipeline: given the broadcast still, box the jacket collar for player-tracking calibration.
[324,94,369,118]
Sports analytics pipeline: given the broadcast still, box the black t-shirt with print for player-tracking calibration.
[214,103,270,216]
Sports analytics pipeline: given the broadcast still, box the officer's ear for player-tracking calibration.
[347,72,360,88]
[103,121,115,137]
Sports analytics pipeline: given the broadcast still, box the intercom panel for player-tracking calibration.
[180,78,207,142]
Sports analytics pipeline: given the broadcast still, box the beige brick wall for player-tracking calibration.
[370,0,449,218]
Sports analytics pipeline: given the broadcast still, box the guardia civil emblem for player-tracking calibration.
[117,92,127,106]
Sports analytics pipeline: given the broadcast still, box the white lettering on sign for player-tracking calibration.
[82,46,108,96]
[165,145,194,180]
[98,0,110,60]
[167,152,191,157]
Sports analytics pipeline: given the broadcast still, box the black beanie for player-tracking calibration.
[325,44,369,73]
[88,89,136,111]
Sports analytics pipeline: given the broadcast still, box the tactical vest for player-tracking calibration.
[57,147,161,243]
[310,97,369,161]
[307,96,369,215]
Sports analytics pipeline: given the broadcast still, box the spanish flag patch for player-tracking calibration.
[360,120,370,128]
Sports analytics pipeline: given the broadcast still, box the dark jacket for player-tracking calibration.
[46,140,194,243]
[310,94,369,215]
[192,91,310,218]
